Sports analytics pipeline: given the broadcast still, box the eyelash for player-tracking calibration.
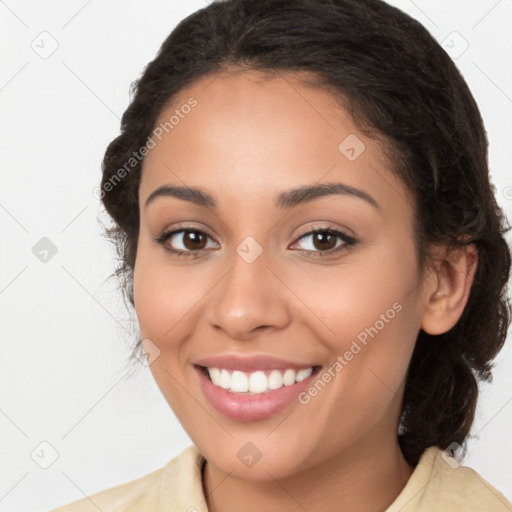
[154,225,357,260]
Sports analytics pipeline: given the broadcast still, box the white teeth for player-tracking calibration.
[206,366,316,394]
[248,371,267,393]
[231,371,248,392]
[268,370,283,390]
[209,367,221,386]
[283,369,296,386]
[220,369,231,389]
[296,367,313,382]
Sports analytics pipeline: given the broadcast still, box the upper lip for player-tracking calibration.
[193,354,319,372]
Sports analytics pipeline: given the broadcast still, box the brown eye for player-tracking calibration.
[155,228,219,257]
[311,231,337,251]
[291,228,357,257]
[182,230,207,250]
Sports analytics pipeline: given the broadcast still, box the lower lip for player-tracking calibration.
[195,366,319,422]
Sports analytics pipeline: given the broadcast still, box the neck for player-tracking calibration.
[202,438,414,512]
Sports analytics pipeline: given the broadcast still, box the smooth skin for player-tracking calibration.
[133,69,478,512]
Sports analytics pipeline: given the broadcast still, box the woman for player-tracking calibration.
[52,0,512,510]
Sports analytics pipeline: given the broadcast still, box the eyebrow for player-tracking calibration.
[144,182,380,211]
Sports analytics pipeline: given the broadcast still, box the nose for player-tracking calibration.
[205,244,291,341]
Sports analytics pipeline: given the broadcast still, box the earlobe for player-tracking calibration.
[421,244,478,336]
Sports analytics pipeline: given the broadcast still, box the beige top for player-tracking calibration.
[51,444,512,511]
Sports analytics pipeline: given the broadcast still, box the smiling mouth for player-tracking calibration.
[196,365,322,395]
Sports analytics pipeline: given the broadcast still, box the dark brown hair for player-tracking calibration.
[99,0,511,466]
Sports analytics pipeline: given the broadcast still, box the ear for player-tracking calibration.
[421,243,478,335]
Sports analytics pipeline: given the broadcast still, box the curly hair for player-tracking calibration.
[99,0,511,466]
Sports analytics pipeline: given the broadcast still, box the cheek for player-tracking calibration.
[289,241,421,406]
[132,247,201,413]
[291,241,420,348]
[133,244,209,342]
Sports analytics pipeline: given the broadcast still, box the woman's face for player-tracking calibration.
[134,69,430,480]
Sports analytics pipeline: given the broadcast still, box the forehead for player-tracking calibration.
[139,69,411,219]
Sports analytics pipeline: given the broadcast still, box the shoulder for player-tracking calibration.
[387,446,512,512]
[49,444,208,512]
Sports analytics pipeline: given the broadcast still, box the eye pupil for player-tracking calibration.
[314,231,336,251]
[184,231,206,250]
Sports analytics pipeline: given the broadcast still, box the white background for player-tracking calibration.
[1,1,511,510]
